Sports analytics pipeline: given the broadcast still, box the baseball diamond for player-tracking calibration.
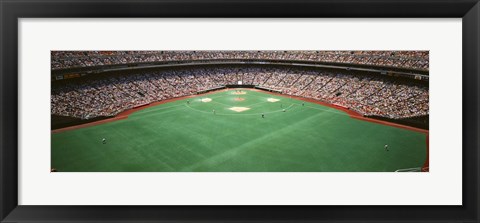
[51,89,427,172]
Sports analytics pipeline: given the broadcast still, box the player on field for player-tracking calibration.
[302,102,304,106]
[262,113,265,118]
[384,144,389,151]
[187,100,190,104]
[102,138,106,144]
[283,109,286,112]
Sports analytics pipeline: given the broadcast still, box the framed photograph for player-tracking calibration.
[50,50,430,173]
[1,0,478,222]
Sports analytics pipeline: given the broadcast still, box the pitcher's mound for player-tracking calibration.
[234,97,245,101]
[229,107,250,112]
[267,98,280,102]
[201,98,212,102]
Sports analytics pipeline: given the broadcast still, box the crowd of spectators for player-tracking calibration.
[52,66,429,120]
[51,51,429,70]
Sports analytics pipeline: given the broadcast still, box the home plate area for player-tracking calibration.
[201,98,212,102]
[229,107,250,112]
[267,98,280,102]
[232,91,247,95]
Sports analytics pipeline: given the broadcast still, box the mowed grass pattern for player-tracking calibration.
[51,89,427,172]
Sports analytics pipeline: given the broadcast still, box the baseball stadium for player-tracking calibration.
[51,51,429,172]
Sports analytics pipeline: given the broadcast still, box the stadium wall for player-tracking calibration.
[366,115,429,130]
[51,115,113,130]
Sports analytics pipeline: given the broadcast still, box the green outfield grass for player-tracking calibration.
[51,89,428,172]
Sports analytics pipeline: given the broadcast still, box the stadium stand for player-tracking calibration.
[51,64,428,121]
[51,51,429,71]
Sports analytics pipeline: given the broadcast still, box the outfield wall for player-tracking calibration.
[196,86,226,94]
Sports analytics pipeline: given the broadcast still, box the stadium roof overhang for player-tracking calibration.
[51,59,429,81]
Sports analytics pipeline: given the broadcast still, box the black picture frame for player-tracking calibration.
[1,0,478,222]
